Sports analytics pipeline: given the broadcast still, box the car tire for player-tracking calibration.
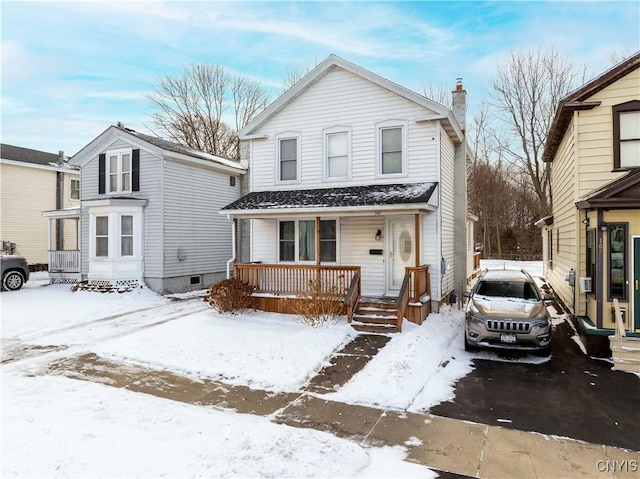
[3,271,24,291]
[464,335,478,352]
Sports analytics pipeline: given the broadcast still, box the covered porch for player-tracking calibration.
[222,182,440,332]
[41,207,81,284]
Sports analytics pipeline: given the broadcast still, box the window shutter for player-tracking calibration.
[98,153,106,194]
[132,149,140,192]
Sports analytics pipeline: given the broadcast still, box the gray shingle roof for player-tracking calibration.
[222,182,437,212]
[1,143,60,166]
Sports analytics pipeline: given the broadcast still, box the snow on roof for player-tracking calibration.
[222,182,438,212]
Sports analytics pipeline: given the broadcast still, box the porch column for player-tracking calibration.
[315,216,321,266]
[414,213,421,267]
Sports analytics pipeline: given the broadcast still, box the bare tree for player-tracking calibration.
[488,48,578,216]
[421,81,452,108]
[148,64,270,160]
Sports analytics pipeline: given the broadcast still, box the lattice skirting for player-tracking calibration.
[72,279,144,293]
[50,274,81,284]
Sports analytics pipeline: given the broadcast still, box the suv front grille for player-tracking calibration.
[486,320,531,333]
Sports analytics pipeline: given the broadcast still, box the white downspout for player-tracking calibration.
[226,214,236,279]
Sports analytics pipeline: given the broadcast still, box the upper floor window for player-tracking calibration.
[109,149,131,193]
[613,100,640,170]
[98,149,139,195]
[70,179,80,200]
[378,123,406,175]
[278,138,298,182]
[325,131,349,179]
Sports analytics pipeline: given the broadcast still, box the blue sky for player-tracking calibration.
[2,1,638,155]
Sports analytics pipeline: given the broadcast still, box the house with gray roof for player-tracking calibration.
[221,55,476,331]
[45,125,245,293]
[1,143,79,268]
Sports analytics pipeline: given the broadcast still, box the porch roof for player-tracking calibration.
[576,170,640,209]
[221,182,438,217]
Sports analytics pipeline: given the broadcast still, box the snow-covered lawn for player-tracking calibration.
[2,261,559,477]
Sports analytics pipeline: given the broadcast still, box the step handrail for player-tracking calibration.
[343,271,361,323]
[395,273,411,333]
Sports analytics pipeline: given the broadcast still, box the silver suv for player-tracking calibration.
[465,269,551,355]
[1,255,30,291]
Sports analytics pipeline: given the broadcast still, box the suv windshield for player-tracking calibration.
[476,280,540,301]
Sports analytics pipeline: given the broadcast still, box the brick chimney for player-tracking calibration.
[451,78,467,134]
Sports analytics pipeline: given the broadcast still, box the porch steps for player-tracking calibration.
[351,299,399,334]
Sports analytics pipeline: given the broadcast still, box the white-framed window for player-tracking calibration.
[70,179,80,200]
[613,101,640,170]
[325,130,350,179]
[120,215,134,256]
[107,148,132,193]
[90,210,142,260]
[95,216,109,257]
[377,121,407,176]
[278,219,338,262]
[277,136,299,182]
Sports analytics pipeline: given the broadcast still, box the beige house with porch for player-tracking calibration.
[537,52,640,357]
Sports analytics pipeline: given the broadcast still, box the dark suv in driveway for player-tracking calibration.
[1,255,30,291]
[465,269,551,354]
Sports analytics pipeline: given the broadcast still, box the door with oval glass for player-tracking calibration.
[387,217,415,294]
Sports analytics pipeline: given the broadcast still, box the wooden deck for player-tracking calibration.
[234,263,431,332]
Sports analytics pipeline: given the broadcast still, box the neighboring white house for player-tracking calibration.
[1,144,79,267]
[45,125,246,293]
[221,55,475,329]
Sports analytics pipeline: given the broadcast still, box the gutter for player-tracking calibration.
[226,214,236,279]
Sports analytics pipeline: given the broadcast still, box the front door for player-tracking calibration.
[633,236,640,332]
[387,217,415,294]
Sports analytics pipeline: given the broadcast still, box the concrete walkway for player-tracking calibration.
[44,335,639,479]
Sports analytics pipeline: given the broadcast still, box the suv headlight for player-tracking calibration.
[532,318,550,328]
[466,314,485,324]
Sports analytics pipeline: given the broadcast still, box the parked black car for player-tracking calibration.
[1,255,30,291]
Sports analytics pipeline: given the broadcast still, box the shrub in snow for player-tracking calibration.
[204,278,254,315]
[288,279,345,327]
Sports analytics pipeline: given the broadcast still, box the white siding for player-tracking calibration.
[439,130,456,298]
[248,67,440,191]
[421,212,440,300]
[79,139,163,276]
[162,158,240,277]
[340,217,385,295]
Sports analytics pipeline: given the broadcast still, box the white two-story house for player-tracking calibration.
[221,55,474,332]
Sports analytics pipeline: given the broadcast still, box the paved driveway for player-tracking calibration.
[431,320,640,451]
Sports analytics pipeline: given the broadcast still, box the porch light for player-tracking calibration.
[600,222,608,232]
[375,229,382,241]
[582,218,590,227]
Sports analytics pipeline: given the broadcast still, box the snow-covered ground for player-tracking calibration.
[1,262,562,478]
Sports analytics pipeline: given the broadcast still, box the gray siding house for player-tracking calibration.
[48,125,245,293]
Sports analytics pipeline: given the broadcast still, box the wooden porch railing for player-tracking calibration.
[234,263,361,295]
[48,250,80,272]
[473,252,481,271]
[343,271,361,323]
[406,265,430,302]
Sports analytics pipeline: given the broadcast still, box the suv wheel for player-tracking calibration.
[464,335,478,352]
[3,271,24,291]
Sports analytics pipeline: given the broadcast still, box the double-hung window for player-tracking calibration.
[278,219,337,262]
[107,149,132,193]
[70,179,80,200]
[279,138,298,181]
[326,131,349,178]
[120,215,134,256]
[613,100,640,170]
[379,125,405,175]
[95,216,109,257]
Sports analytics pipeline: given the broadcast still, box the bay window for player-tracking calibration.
[95,216,109,257]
